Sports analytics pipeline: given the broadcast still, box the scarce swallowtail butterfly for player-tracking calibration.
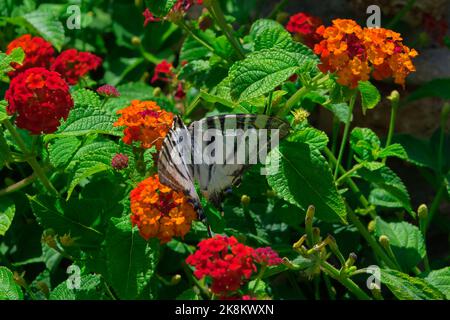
[157,114,290,220]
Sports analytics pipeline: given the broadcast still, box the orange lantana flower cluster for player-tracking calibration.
[114,100,174,150]
[314,19,418,88]
[130,174,197,243]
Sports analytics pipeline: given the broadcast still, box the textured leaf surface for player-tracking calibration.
[266,142,347,223]
[423,267,450,299]
[106,216,159,299]
[375,217,426,271]
[358,81,380,111]
[50,274,107,300]
[0,197,15,236]
[0,266,23,300]
[229,49,310,102]
[48,137,82,169]
[381,269,445,300]
[23,11,65,51]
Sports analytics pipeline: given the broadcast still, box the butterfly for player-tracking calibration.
[157,114,290,220]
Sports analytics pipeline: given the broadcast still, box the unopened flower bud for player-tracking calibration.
[97,84,120,98]
[241,195,251,206]
[367,220,376,233]
[379,235,390,248]
[153,87,162,97]
[131,36,141,46]
[345,252,357,268]
[198,15,213,31]
[111,153,129,170]
[418,204,428,220]
[387,90,400,106]
[291,108,310,125]
[171,274,182,285]
[13,271,27,288]
[42,230,57,249]
[266,189,276,198]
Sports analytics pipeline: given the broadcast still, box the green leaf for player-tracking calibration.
[369,187,405,208]
[423,267,450,299]
[229,49,310,102]
[72,89,101,109]
[28,195,104,247]
[23,11,65,51]
[324,102,350,124]
[176,289,200,300]
[358,81,380,112]
[104,82,156,112]
[374,217,426,271]
[381,269,445,300]
[378,143,408,160]
[144,0,176,17]
[105,216,159,299]
[250,19,292,51]
[50,274,107,300]
[48,137,82,169]
[66,140,118,199]
[406,78,450,102]
[0,197,15,236]
[0,100,9,121]
[0,47,24,80]
[180,36,211,62]
[350,127,381,161]
[45,108,121,141]
[0,266,23,300]
[266,142,347,223]
[288,127,329,150]
[358,166,413,215]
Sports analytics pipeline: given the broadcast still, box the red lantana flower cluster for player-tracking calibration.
[5,68,73,134]
[51,49,102,85]
[186,236,282,297]
[96,84,120,98]
[6,34,55,78]
[152,60,186,100]
[286,12,323,48]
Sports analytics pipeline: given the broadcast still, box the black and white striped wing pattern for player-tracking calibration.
[157,115,203,215]
[189,114,290,208]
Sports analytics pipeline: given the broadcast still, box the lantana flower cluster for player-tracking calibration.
[114,100,174,150]
[130,174,197,244]
[313,19,418,88]
[286,12,323,48]
[151,60,186,100]
[186,235,282,297]
[143,0,203,26]
[5,34,103,134]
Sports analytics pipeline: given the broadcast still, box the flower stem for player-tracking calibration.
[347,207,398,270]
[426,180,448,231]
[320,261,371,300]
[2,120,58,196]
[0,173,38,197]
[334,92,356,179]
[383,96,399,164]
[251,265,266,295]
[335,163,364,186]
[207,0,245,60]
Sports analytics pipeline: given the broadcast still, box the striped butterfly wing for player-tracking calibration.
[157,115,203,216]
[188,114,290,208]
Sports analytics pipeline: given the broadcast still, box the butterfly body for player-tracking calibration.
[158,114,290,220]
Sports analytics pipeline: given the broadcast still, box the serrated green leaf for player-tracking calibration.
[46,108,121,141]
[50,274,107,300]
[0,266,23,300]
[288,127,329,150]
[266,142,347,223]
[350,127,381,161]
[23,11,64,51]
[180,36,211,62]
[423,267,450,299]
[67,140,118,199]
[229,49,310,102]
[375,217,425,271]
[0,100,9,121]
[358,81,380,112]
[28,195,104,247]
[381,269,445,300]
[106,216,159,299]
[0,197,15,236]
[378,143,408,160]
[72,89,101,109]
[251,19,292,51]
[48,137,82,169]
[325,102,350,124]
[358,166,413,215]
[0,47,24,80]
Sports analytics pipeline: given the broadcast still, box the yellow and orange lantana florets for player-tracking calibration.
[130,174,197,243]
[314,19,418,88]
[114,100,174,150]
